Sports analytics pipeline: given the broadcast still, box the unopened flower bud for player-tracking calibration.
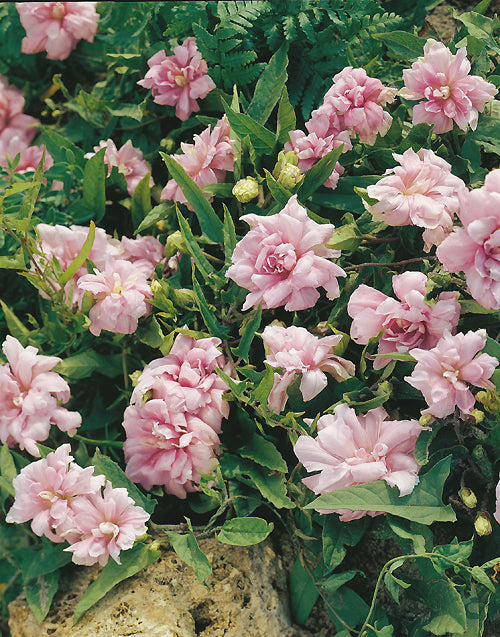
[129,370,142,387]
[232,177,259,203]
[459,488,477,509]
[165,231,187,258]
[150,279,162,294]
[476,388,500,413]
[149,539,161,552]
[160,138,175,152]
[475,512,492,536]
[470,409,485,424]
[419,414,435,427]
[277,163,303,189]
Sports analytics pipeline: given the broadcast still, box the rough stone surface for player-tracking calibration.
[8,538,299,637]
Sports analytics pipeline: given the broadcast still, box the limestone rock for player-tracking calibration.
[9,538,299,637]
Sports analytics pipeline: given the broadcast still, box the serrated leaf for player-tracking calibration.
[162,153,223,242]
[217,517,273,546]
[246,42,288,125]
[305,457,455,524]
[239,433,287,472]
[55,351,122,379]
[166,519,212,587]
[83,148,106,222]
[290,557,319,624]
[73,543,160,624]
[91,449,156,515]
[59,221,95,286]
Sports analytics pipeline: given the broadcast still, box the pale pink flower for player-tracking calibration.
[16,2,99,61]
[348,272,460,369]
[284,128,351,189]
[262,325,355,413]
[119,235,164,278]
[495,477,500,526]
[308,67,396,145]
[0,75,38,144]
[405,330,498,418]
[123,399,220,498]
[130,333,231,433]
[65,482,150,566]
[77,260,152,337]
[6,444,104,542]
[401,39,496,134]
[437,169,500,310]
[85,139,152,196]
[226,194,346,311]
[0,336,81,456]
[365,148,466,251]
[138,37,215,121]
[294,404,423,521]
[161,116,235,204]
[0,131,53,178]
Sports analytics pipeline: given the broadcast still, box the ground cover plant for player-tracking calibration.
[1,1,500,635]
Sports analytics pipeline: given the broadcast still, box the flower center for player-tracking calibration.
[174,74,189,88]
[96,521,120,539]
[111,272,122,296]
[262,244,297,274]
[346,86,365,107]
[12,394,23,407]
[51,2,66,19]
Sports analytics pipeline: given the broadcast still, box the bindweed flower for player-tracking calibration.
[77,260,153,337]
[0,132,53,176]
[85,139,152,196]
[16,2,99,60]
[437,169,500,310]
[6,444,104,542]
[0,336,81,456]
[401,39,496,134]
[232,177,259,203]
[138,37,215,121]
[123,399,220,498]
[294,404,423,521]
[118,235,165,279]
[0,75,38,144]
[364,148,466,251]
[348,271,460,369]
[65,481,150,566]
[161,116,235,205]
[262,325,355,413]
[405,330,498,418]
[225,195,346,311]
[308,67,396,145]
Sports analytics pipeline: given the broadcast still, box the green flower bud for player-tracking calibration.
[150,279,162,294]
[165,231,187,258]
[232,177,259,203]
[476,388,500,413]
[160,138,175,152]
[459,488,477,509]
[475,513,492,536]
[470,409,485,424]
[419,414,435,427]
[277,163,303,189]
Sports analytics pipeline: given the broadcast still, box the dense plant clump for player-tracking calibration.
[1,1,500,635]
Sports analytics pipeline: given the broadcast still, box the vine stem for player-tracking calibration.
[72,434,123,449]
[344,256,437,272]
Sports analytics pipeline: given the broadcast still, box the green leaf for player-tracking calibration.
[1,444,17,482]
[322,516,368,570]
[371,31,425,59]
[290,557,319,624]
[325,222,362,251]
[192,277,229,340]
[387,516,432,555]
[276,86,296,145]
[470,566,496,593]
[176,207,216,282]
[92,449,156,515]
[223,203,237,266]
[419,576,467,635]
[297,145,344,201]
[414,427,439,466]
[135,201,175,234]
[59,221,95,286]
[217,517,274,546]
[231,304,262,362]
[252,362,276,405]
[166,519,212,587]
[24,570,59,624]
[73,543,160,624]
[0,252,25,270]
[162,153,223,242]
[461,583,491,637]
[54,351,122,380]
[23,540,72,582]
[239,433,287,472]
[319,570,358,595]
[305,456,456,524]
[246,42,288,125]
[83,147,106,222]
[131,172,152,231]
[264,168,292,206]
[0,300,30,339]
[222,100,276,155]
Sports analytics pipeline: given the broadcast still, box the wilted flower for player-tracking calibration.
[365,148,466,251]
[138,37,215,121]
[16,2,99,61]
[6,444,104,542]
[65,482,150,566]
[161,116,235,204]
[294,404,423,521]
[348,271,460,368]
[85,139,152,196]
[401,39,496,133]
[0,75,38,144]
[77,260,153,336]
[262,325,355,413]
[308,67,396,145]
[405,330,498,418]
[226,195,346,311]
[437,169,500,310]
[0,336,81,456]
